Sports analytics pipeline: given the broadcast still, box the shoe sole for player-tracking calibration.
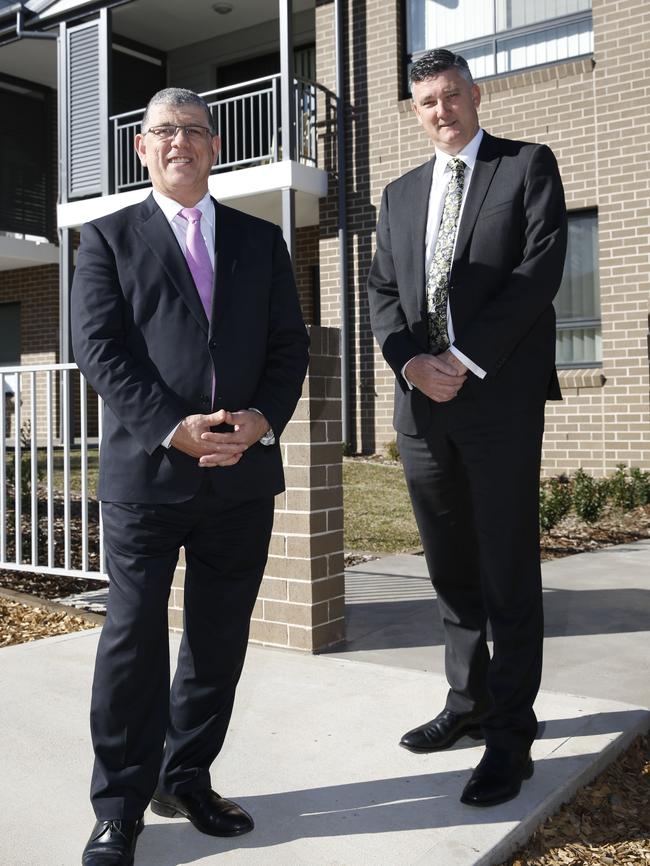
[459,759,534,807]
[150,799,254,837]
[399,726,485,753]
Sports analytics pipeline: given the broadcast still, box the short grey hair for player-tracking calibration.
[409,49,474,87]
[141,87,214,133]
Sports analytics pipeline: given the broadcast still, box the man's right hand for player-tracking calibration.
[170,410,245,466]
[404,354,467,402]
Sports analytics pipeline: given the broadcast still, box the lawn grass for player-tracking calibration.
[342,459,421,554]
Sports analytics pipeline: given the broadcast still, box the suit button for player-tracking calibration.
[200,394,210,405]
[209,339,217,349]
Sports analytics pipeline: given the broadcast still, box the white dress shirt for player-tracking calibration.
[403,127,487,385]
[153,190,215,448]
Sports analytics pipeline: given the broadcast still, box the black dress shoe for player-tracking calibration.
[150,788,254,837]
[400,708,484,753]
[460,747,534,806]
[82,818,143,866]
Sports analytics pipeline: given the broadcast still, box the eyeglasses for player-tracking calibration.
[145,124,214,140]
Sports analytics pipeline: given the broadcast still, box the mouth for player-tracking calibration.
[168,157,192,165]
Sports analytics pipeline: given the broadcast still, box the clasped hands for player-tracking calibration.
[405,349,468,403]
[170,409,270,467]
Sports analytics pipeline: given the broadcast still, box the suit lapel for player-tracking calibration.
[452,132,501,271]
[135,195,209,333]
[210,200,237,338]
[410,158,435,312]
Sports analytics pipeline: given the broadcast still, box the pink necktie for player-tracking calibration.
[179,207,213,319]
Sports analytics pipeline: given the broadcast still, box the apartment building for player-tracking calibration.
[315,0,650,475]
[0,0,648,475]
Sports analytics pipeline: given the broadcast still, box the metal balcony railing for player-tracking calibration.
[1,364,106,582]
[111,75,327,193]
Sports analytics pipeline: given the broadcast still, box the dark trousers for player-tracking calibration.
[89,480,274,820]
[398,404,545,753]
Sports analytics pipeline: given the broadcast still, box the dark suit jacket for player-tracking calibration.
[367,132,567,435]
[71,194,309,503]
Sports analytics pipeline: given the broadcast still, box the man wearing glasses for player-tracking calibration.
[72,88,309,865]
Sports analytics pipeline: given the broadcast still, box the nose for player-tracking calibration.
[170,126,190,143]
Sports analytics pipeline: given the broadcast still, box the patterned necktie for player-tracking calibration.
[426,157,466,353]
[179,207,213,319]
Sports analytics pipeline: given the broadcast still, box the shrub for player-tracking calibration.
[571,468,608,523]
[539,476,572,533]
[629,467,650,507]
[608,464,635,511]
[607,464,650,510]
[385,439,400,462]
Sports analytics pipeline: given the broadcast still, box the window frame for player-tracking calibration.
[405,2,593,84]
[555,208,601,370]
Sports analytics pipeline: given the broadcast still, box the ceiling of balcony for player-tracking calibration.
[113,0,314,51]
[0,0,314,88]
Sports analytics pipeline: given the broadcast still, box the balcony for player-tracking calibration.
[113,74,321,190]
[58,74,333,231]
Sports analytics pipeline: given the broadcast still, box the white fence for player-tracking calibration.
[0,363,107,581]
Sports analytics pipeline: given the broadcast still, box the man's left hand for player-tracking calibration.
[198,410,270,467]
[440,349,468,376]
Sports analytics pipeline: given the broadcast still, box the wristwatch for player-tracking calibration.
[248,407,275,446]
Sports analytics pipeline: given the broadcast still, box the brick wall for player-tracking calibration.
[170,325,345,652]
[316,0,650,475]
[0,265,59,441]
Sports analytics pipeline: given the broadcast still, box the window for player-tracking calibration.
[0,302,21,366]
[0,81,54,238]
[555,211,600,368]
[406,0,593,81]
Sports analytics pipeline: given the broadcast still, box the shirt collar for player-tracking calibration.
[433,127,484,176]
[152,189,215,229]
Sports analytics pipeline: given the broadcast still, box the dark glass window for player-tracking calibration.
[0,302,21,365]
[0,82,53,238]
[555,210,600,368]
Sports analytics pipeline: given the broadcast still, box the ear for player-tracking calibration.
[211,134,221,166]
[412,101,424,126]
[134,133,147,167]
[471,84,481,110]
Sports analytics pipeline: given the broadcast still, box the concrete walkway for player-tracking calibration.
[1,541,649,866]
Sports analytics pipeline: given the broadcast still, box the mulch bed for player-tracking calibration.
[0,594,98,648]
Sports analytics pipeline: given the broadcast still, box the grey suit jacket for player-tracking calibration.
[367,132,567,435]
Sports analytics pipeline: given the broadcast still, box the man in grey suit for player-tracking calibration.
[367,49,567,806]
[72,87,309,865]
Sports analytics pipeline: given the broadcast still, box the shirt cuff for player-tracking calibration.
[401,359,416,390]
[450,345,486,379]
[161,420,182,449]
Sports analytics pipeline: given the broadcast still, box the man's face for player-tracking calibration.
[411,69,481,155]
[135,103,220,206]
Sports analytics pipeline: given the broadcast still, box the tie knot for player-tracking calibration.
[447,157,465,176]
[179,207,202,224]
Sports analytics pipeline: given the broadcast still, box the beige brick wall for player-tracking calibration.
[170,325,345,653]
[316,0,650,475]
[0,265,59,442]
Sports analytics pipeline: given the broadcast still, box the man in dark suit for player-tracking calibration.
[72,87,309,865]
[367,49,567,807]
